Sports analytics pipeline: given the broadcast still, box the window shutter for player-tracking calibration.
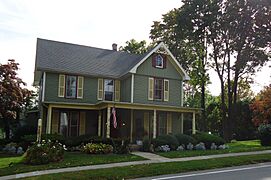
[167,113,172,134]
[163,54,167,69]
[77,76,84,99]
[152,54,156,67]
[115,80,120,102]
[97,78,103,100]
[51,110,59,134]
[148,77,154,100]
[79,111,86,135]
[164,79,169,101]
[58,74,65,97]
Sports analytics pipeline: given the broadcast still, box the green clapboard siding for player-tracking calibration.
[44,72,98,104]
[133,74,182,106]
[120,76,131,102]
[137,56,183,80]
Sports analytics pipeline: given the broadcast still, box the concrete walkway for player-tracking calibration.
[1,150,271,180]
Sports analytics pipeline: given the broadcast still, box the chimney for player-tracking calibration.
[112,43,117,51]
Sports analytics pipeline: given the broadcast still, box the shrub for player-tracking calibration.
[82,143,113,154]
[174,133,197,147]
[65,135,111,147]
[142,136,151,152]
[24,140,65,165]
[193,132,225,149]
[22,134,65,144]
[258,124,271,146]
[12,125,36,143]
[152,134,179,150]
[111,138,130,154]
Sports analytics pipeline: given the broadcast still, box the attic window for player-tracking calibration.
[152,54,167,69]
[155,54,164,68]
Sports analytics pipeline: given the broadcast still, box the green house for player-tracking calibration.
[34,38,200,142]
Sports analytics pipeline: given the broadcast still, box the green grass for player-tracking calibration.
[0,152,145,177]
[24,153,271,180]
[157,140,271,158]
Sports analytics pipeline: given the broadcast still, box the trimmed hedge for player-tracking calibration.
[193,132,225,149]
[174,133,197,146]
[152,134,179,150]
[258,124,271,146]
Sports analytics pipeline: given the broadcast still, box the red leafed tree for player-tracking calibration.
[0,59,31,139]
[250,84,271,126]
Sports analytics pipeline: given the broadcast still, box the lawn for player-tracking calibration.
[24,153,271,180]
[157,140,271,158]
[0,152,145,177]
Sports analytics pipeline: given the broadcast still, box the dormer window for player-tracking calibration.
[155,54,164,68]
[152,53,167,69]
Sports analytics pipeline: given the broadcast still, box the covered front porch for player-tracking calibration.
[44,102,200,141]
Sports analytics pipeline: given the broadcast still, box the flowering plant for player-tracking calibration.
[82,143,113,154]
[24,140,66,165]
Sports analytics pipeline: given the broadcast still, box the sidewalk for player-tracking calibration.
[1,150,271,180]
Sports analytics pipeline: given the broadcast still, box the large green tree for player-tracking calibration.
[119,39,151,54]
[0,60,31,139]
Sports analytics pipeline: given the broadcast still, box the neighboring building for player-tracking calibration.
[34,38,200,142]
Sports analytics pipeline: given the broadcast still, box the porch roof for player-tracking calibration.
[43,101,201,113]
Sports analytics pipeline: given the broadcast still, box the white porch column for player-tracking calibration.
[46,105,52,134]
[98,110,102,136]
[192,111,196,134]
[153,109,157,139]
[180,113,184,134]
[106,107,111,138]
[131,74,134,103]
[130,109,134,143]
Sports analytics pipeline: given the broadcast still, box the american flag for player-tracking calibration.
[112,107,117,128]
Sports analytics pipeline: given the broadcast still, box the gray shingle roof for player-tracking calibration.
[35,38,147,78]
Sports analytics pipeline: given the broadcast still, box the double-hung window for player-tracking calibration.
[65,75,77,98]
[154,78,163,100]
[104,79,114,101]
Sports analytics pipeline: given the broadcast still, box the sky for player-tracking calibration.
[0,0,270,96]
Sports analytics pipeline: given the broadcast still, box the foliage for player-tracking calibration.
[193,132,225,149]
[250,84,271,126]
[152,134,179,150]
[258,124,271,146]
[22,134,65,144]
[142,136,151,152]
[82,143,113,154]
[0,60,32,139]
[23,140,65,165]
[111,138,130,154]
[12,125,36,143]
[174,133,196,146]
[119,39,152,54]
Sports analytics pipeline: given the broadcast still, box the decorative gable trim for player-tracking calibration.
[129,42,190,81]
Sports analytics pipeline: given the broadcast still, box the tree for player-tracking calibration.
[119,39,151,54]
[250,84,271,126]
[0,59,31,139]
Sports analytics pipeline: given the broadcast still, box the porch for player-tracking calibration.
[44,102,200,141]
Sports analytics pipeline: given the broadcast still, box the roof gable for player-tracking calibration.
[129,42,190,80]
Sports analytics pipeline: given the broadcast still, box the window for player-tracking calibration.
[59,111,79,137]
[155,54,164,68]
[154,78,163,100]
[66,75,77,98]
[104,79,114,101]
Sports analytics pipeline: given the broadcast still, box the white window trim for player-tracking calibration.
[155,54,164,68]
[104,79,114,101]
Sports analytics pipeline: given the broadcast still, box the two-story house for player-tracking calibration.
[34,38,200,142]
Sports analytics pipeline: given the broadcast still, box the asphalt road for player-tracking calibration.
[134,162,271,180]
